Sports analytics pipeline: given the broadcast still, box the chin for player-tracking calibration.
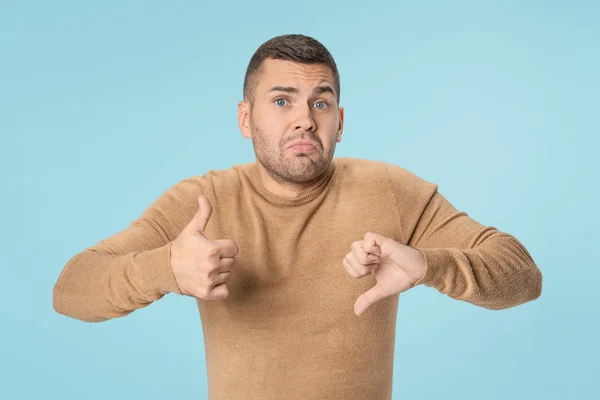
[286,161,328,182]
[258,149,332,183]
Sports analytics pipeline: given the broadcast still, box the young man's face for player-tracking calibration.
[238,58,344,184]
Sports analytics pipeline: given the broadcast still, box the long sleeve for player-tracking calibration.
[53,177,203,322]
[385,163,543,310]
[407,189,542,310]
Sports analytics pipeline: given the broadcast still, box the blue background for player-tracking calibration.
[2,1,598,399]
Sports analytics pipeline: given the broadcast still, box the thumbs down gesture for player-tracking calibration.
[343,232,427,316]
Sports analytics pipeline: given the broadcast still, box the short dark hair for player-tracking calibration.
[243,34,340,105]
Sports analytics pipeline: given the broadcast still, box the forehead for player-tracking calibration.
[256,59,335,92]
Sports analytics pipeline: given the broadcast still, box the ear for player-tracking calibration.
[336,106,344,143]
[238,100,252,139]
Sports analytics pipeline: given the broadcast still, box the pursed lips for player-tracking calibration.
[287,140,318,152]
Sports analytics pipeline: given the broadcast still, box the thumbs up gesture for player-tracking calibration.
[343,232,427,316]
[170,195,239,300]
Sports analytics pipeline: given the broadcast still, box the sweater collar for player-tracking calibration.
[246,160,337,207]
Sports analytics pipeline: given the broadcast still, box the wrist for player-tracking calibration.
[407,246,427,285]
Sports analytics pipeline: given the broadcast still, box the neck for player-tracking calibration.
[256,162,330,199]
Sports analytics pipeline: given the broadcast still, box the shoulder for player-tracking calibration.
[200,162,255,198]
[334,157,439,210]
[169,162,252,191]
[145,163,251,235]
[334,157,436,191]
[332,157,390,190]
[153,162,250,209]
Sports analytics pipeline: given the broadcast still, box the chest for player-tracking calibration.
[199,196,400,324]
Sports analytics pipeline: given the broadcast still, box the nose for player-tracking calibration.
[293,103,316,132]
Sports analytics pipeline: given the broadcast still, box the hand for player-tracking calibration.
[170,195,239,300]
[343,232,427,316]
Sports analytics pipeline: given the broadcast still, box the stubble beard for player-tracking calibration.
[249,115,336,185]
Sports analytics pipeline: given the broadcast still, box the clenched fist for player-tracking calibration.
[343,232,427,316]
[170,195,239,300]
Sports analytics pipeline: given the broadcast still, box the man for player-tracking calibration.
[53,34,542,399]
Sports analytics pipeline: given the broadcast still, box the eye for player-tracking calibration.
[314,101,329,110]
[275,98,288,107]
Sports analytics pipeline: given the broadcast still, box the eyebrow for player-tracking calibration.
[268,85,335,97]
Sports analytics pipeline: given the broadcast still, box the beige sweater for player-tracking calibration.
[53,157,542,399]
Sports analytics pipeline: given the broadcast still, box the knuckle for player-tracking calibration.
[219,287,229,299]
[201,241,218,256]
[359,253,369,264]
[197,273,214,291]
[209,258,220,270]
[200,269,212,281]
[193,287,207,299]
[343,260,357,278]
[206,245,219,257]
[200,286,212,299]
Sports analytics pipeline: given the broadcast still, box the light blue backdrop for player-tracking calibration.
[2,1,598,399]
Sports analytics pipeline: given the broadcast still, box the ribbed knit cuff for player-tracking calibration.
[413,248,451,289]
[130,241,182,296]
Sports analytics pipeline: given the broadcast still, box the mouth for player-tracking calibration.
[289,143,317,153]
[287,139,319,153]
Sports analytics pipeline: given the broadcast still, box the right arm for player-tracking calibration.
[52,178,201,322]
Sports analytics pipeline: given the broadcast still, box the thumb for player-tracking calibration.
[190,195,212,234]
[354,284,389,316]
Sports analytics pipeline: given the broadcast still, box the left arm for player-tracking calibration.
[344,164,543,315]
[408,190,543,310]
